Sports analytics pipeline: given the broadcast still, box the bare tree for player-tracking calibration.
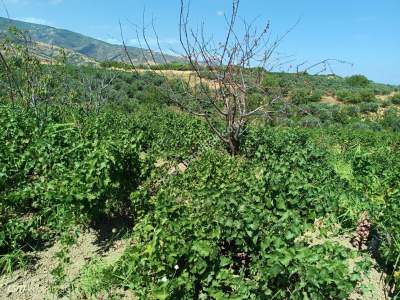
[122,0,292,155]
[178,0,291,154]
[77,68,117,114]
[123,0,346,155]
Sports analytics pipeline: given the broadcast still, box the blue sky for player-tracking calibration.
[1,0,399,84]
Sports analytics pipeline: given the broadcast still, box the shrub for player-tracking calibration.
[381,107,400,132]
[291,88,323,104]
[350,122,373,131]
[119,135,361,299]
[345,105,361,116]
[262,73,281,89]
[300,116,321,128]
[358,89,377,102]
[331,107,349,124]
[359,102,379,113]
[336,89,376,104]
[345,75,370,87]
[336,89,358,103]
[0,105,146,272]
[391,93,400,105]
[381,100,392,108]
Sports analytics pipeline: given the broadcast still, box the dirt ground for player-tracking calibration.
[0,229,129,300]
[1,223,390,300]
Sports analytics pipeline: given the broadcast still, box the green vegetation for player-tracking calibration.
[290,88,323,104]
[1,31,400,299]
[345,74,370,87]
[391,92,400,105]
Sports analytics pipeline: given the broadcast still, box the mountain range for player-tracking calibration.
[0,16,181,65]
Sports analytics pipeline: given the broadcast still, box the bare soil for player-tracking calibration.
[0,229,128,300]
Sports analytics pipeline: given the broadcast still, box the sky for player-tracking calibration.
[1,0,399,85]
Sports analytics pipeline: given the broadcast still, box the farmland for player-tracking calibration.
[1,10,400,299]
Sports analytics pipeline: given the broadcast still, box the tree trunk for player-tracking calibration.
[227,133,240,156]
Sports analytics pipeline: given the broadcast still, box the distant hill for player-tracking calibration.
[0,17,182,64]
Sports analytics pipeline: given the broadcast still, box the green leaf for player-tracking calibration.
[192,240,211,257]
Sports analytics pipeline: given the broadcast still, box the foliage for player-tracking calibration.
[359,102,379,113]
[2,34,400,299]
[336,89,377,104]
[345,75,370,87]
[381,107,400,132]
[290,88,322,104]
[0,104,146,273]
[118,139,361,299]
[391,93,400,105]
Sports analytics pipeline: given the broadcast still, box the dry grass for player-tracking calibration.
[376,92,396,102]
[110,67,219,89]
[320,94,342,105]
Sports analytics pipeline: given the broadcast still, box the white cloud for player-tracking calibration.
[217,11,224,16]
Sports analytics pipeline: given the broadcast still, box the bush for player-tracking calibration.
[300,116,321,128]
[359,102,379,113]
[118,134,361,299]
[381,107,400,131]
[391,93,400,105]
[290,88,323,104]
[345,75,370,87]
[331,107,350,124]
[358,89,377,102]
[349,122,369,131]
[336,90,357,103]
[336,89,376,104]
[381,100,392,108]
[345,105,361,116]
[0,105,146,272]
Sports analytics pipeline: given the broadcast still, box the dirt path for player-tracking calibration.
[0,229,128,300]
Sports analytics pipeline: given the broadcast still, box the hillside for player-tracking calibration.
[1,4,400,298]
[1,62,400,298]
[0,17,181,64]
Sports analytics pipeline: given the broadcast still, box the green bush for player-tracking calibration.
[381,99,393,108]
[345,105,361,116]
[300,116,321,127]
[290,88,323,104]
[359,102,379,113]
[118,135,361,299]
[391,92,400,105]
[358,89,377,102]
[381,107,400,131]
[0,105,146,272]
[345,75,370,87]
[336,89,357,103]
[336,89,376,104]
